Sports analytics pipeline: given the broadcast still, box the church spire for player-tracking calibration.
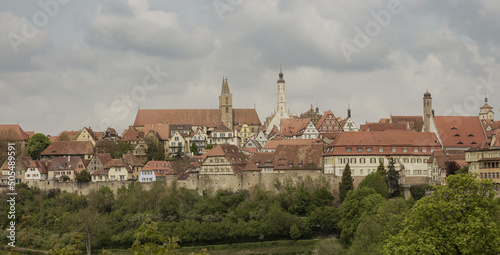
[347,104,351,118]
[221,76,230,94]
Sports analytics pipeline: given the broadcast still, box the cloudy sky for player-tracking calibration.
[1,0,500,136]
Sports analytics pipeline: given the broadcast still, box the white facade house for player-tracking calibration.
[301,121,319,139]
[25,160,49,183]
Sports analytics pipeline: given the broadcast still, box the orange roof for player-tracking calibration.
[0,124,30,141]
[391,116,424,131]
[48,136,59,143]
[281,118,310,137]
[263,139,316,150]
[434,116,486,148]
[58,131,80,141]
[203,144,248,174]
[95,153,113,166]
[121,126,142,142]
[41,141,94,156]
[360,122,410,131]
[48,157,83,172]
[104,158,132,172]
[27,160,49,174]
[213,123,233,132]
[134,109,261,127]
[122,151,144,167]
[273,144,324,170]
[143,123,170,140]
[480,103,493,109]
[327,131,441,156]
[142,160,171,171]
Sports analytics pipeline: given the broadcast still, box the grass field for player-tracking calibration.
[2,238,343,255]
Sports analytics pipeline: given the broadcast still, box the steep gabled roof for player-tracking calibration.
[41,141,94,156]
[263,139,316,150]
[273,144,323,170]
[122,151,144,167]
[121,126,142,142]
[203,144,248,174]
[134,109,261,127]
[28,160,50,174]
[95,153,113,166]
[281,118,310,137]
[213,123,233,132]
[434,116,486,148]
[48,157,82,172]
[104,158,133,173]
[143,123,170,141]
[0,124,30,141]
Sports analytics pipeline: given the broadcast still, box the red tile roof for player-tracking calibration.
[28,160,49,174]
[0,124,30,141]
[203,144,248,174]
[121,126,142,142]
[434,116,486,148]
[142,123,170,140]
[281,118,310,137]
[134,109,261,128]
[326,131,441,156]
[58,131,80,141]
[391,116,424,131]
[122,151,144,167]
[263,139,317,150]
[213,123,233,132]
[273,144,324,170]
[48,157,83,172]
[41,141,94,156]
[104,158,133,173]
[96,153,113,166]
[360,122,410,132]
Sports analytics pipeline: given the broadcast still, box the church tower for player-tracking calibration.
[423,91,432,132]
[479,97,494,122]
[219,77,233,129]
[277,67,288,116]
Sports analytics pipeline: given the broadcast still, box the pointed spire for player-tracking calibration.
[485,94,488,104]
[347,104,351,118]
[278,65,284,81]
[221,76,230,94]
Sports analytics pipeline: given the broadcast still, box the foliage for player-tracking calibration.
[116,141,134,159]
[27,133,51,160]
[339,163,353,202]
[75,170,91,182]
[386,159,400,198]
[349,198,410,255]
[49,232,85,255]
[376,161,386,179]
[383,174,500,254]
[95,141,118,158]
[338,187,385,247]
[146,138,165,161]
[205,144,214,150]
[456,165,469,175]
[444,160,460,176]
[190,143,199,156]
[409,184,430,201]
[289,224,301,240]
[358,172,388,198]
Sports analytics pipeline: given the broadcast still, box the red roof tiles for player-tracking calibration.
[433,116,486,148]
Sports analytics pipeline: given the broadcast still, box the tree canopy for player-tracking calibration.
[339,163,353,202]
[358,172,388,198]
[383,174,500,254]
[27,133,51,160]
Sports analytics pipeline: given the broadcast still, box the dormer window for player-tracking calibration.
[468,134,474,137]
[457,142,463,144]
[451,127,457,130]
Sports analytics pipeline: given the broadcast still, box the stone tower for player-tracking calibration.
[423,91,432,132]
[479,97,494,122]
[219,77,233,129]
[277,67,287,115]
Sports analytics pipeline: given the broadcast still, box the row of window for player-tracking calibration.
[343,147,431,153]
[337,169,429,176]
[480,172,500,179]
[213,133,233,138]
[337,157,426,164]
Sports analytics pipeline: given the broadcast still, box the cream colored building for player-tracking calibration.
[324,131,441,185]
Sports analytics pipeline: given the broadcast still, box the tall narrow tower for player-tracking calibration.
[219,77,233,129]
[423,91,432,132]
[277,67,287,116]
